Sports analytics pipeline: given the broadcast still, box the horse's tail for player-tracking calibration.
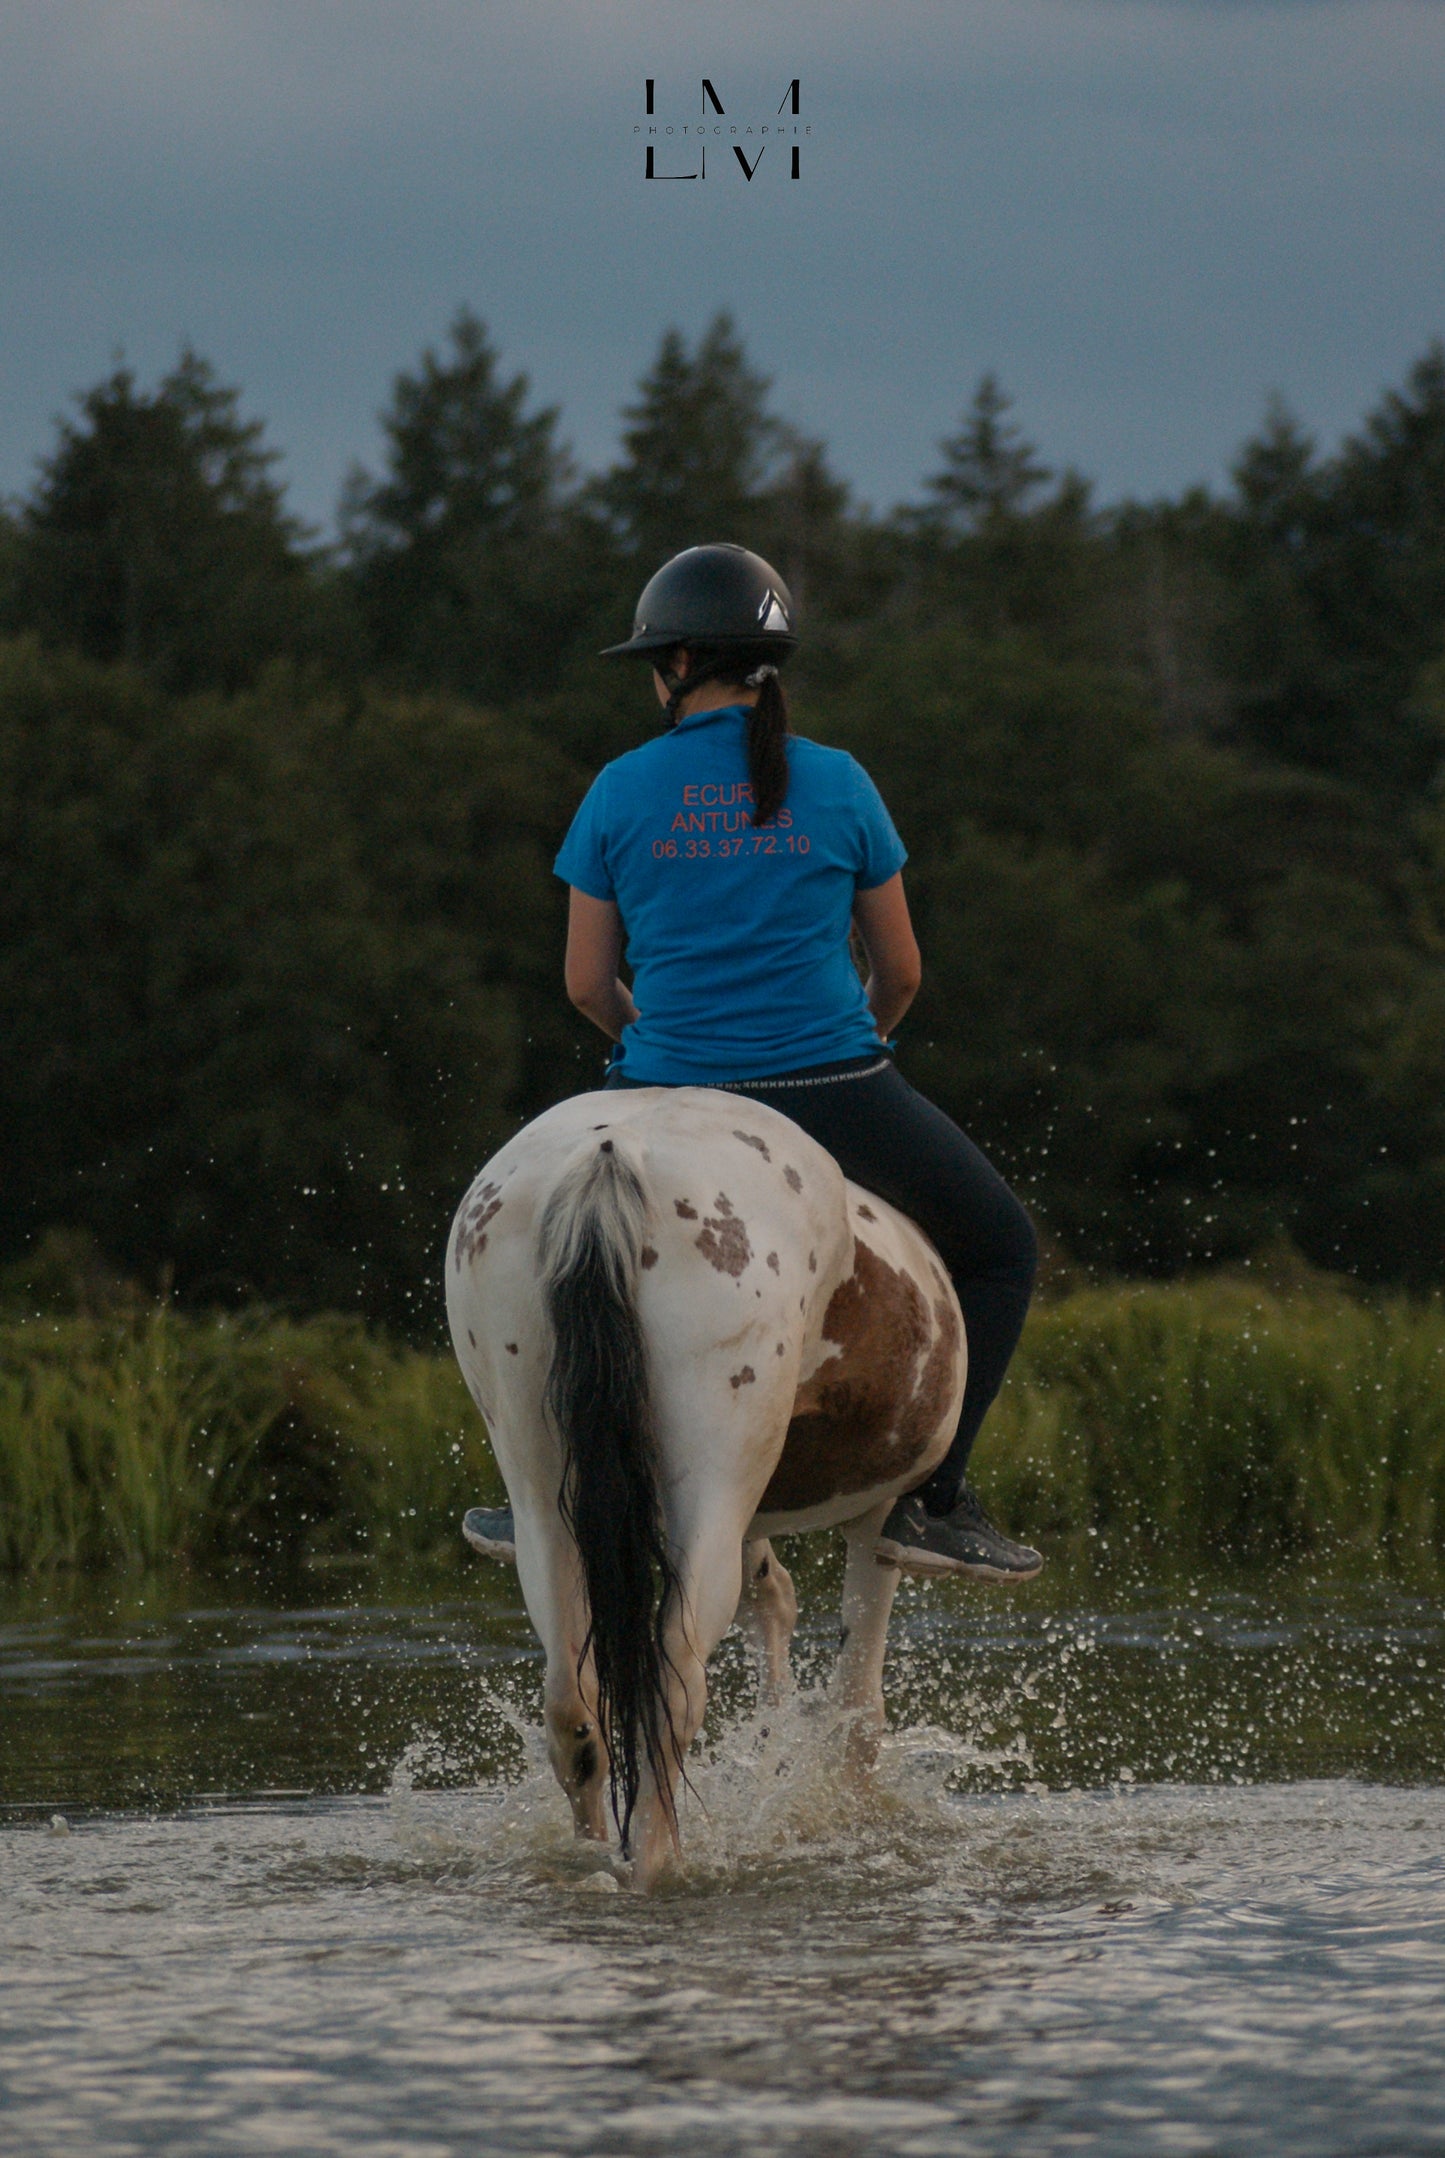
[538,1135,682,1852]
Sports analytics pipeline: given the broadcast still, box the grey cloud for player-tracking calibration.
[1,0,1442,525]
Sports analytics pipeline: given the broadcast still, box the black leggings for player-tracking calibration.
[603,1055,1037,1512]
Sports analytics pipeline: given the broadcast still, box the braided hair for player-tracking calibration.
[658,644,791,827]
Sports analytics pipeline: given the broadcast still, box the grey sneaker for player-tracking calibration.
[875,1487,1043,1582]
[462,1506,516,1564]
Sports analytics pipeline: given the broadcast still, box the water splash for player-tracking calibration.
[385,1679,569,1871]
[385,1670,1040,1893]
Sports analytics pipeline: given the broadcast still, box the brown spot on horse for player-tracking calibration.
[784,1166,803,1194]
[674,1199,698,1220]
[733,1129,772,1160]
[730,1366,756,1389]
[857,1204,877,1222]
[766,1251,780,1273]
[640,1246,659,1269]
[455,1182,503,1267]
[505,1342,518,1355]
[761,1243,956,1512]
[696,1191,751,1277]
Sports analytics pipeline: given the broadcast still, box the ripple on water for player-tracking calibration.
[5,1772,1445,2158]
[3,1568,1445,2155]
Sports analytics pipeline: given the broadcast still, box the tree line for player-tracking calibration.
[4,312,1445,1325]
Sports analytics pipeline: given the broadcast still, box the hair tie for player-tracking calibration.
[745,662,779,688]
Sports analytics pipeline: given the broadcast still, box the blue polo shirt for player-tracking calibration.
[554,704,907,1082]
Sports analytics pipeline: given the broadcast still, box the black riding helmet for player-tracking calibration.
[600,544,798,660]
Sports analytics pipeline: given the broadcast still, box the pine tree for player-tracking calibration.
[346,310,565,556]
[925,374,1052,532]
[1324,344,1445,766]
[906,376,1094,643]
[593,312,852,645]
[1217,355,1445,796]
[14,352,317,694]
[342,310,583,702]
[598,314,786,560]
[1231,396,1317,535]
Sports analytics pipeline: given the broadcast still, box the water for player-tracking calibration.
[4,1556,1445,2155]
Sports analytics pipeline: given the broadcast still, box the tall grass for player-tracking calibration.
[0,1309,500,1573]
[975,1280,1445,1565]
[2,1280,1443,1574]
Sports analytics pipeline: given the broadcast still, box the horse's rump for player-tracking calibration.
[444,1088,966,1855]
[448,1086,965,1534]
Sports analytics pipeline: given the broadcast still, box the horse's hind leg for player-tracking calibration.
[510,1503,611,1843]
[628,1514,747,1893]
[543,1647,610,1843]
[738,1538,798,1706]
[830,1501,902,1772]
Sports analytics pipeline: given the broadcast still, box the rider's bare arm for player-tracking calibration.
[853,872,922,1039]
[564,888,639,1041]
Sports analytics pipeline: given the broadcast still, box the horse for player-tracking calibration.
[445,1085,967,1891]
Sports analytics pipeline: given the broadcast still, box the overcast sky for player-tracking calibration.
[3,0,1444,530]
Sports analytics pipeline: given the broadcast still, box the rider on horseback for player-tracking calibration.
[467,544,1041,1583]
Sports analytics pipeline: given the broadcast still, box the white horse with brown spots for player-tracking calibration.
[446,1087,964,1891]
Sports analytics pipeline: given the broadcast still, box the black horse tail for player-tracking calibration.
[538,1136,682,1852]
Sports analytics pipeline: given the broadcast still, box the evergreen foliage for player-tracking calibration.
[7,353,329,693]
[341,309,592,704]
[5,321,1445,1311]
[597,311,787,558]
[925,373,1055,531]
[1212,350,1445,795]
[0,639,594,1322]
[594,311,850,608]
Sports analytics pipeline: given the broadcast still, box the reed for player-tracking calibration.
[2,1280,1442,1574]
[974,1279,1445,1564]
[0,1308,500,1573]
